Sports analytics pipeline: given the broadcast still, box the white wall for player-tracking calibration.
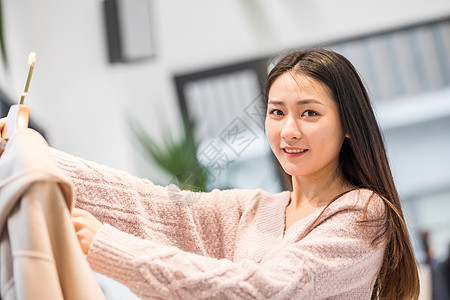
[1,0,449,183]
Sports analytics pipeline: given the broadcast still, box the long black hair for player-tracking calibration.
[265,49,419,299]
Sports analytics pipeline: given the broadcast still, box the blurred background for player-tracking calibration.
[0,0,449,299]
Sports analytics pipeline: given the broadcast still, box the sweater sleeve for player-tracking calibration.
[49,148,255,259]
[86,192,386,299]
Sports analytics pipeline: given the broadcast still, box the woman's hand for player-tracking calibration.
[0,117,7,156]
[72,208,103,255]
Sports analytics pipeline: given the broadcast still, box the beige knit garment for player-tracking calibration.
[0,130,106,300]
[50,148,386,300]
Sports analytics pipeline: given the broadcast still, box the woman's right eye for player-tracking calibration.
[269,109,284,116]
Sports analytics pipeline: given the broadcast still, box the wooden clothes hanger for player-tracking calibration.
[1,52,35,139]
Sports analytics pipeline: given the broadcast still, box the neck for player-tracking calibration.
[290,166,352,209]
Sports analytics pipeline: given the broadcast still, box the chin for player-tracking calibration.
[279,166,306,177]
[285,171,306,178]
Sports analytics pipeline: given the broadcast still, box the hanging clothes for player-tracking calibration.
[0,129,105,300]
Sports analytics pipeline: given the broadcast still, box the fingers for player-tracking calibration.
[0,117,8,157]
[0,117,6,131]
[72,207,88,217]
[71,217,84,231]
[0,117,6,139]
[72,208,88,230]
[75,229,93,255]
[71,208,103,255]
[0,139,7,157]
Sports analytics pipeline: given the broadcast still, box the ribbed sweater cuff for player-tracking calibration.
[87,223,146,285]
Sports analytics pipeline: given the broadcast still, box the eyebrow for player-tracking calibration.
[267,99,324,106]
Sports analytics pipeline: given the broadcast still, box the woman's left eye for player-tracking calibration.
[302,110,319,117]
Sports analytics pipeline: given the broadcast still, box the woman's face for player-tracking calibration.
[265,72,347,179]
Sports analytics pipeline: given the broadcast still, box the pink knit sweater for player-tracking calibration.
[51,148,386,299]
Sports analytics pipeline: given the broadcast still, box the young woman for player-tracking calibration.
[1,49,420,299]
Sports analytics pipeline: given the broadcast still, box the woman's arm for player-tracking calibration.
[85,193,386,300]
[50,148,256,259]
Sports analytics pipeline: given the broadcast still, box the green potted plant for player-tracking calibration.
[130,117,208,192]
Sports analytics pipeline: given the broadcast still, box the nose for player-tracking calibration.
[280,116,302,140]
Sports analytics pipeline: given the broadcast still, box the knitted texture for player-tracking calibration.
[50,148,386,299]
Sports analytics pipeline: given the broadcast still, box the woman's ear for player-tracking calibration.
[345,133,350,138]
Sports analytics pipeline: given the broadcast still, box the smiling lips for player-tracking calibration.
[283,147,308,156]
